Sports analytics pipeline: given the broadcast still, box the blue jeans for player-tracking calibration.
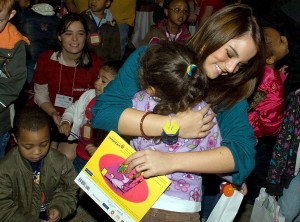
[118,23,129,59]
[0,132,10,158]
[278,172,300,222]
[73,156,88,175]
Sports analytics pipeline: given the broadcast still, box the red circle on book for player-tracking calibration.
[99,154,149,202]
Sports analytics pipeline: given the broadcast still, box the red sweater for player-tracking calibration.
[33,50,102,114]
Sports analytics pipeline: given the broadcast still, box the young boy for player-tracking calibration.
[59,60,123,173]
[81,0,120,61]
[0,0,29,158]
[0,107,78,221]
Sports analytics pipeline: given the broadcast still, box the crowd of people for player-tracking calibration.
[0,0,299,221]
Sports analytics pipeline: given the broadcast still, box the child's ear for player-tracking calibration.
[8,10,16,20]
[106,0,112,8]
[12,133,18,144]
[164,8,169,17]
[266,56,275,66]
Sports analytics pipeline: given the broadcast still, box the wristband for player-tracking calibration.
[161,115,179,145]
[140,112,152,140]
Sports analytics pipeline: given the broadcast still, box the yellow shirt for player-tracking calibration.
[109,0,136,26]
[75,0,88,13]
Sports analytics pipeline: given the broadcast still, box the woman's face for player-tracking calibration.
[58,21,86,56]
[203,33,257,79]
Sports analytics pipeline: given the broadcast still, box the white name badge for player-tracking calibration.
[54,94,73,108]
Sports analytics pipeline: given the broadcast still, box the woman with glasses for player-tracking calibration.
[140,0,191,45]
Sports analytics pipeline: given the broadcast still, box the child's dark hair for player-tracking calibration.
[139,41,208,115]
[102,60,124,76]
[263,27,275,59]
[56,13,92,68]
[13,107,50,139]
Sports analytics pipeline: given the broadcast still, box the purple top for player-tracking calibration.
[130,90,222,202]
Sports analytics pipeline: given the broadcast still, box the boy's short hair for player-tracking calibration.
[13,107,50,139]
[102,60,124,76]
[0,0,15,12]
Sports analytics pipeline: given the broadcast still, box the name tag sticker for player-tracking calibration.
[54,94,73,108]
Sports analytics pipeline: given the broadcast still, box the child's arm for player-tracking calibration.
[47,154,78,219]
[248,75,285,138]
[60,90,94,138]
[0,41,27,112]
[85,144,98,156]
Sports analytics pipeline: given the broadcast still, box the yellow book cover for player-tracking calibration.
[75,131,171,222]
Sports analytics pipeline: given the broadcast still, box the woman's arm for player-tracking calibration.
[125,100,256,185]
[34,83,61,126]
[91,46,215,138]
[119,106,215,138]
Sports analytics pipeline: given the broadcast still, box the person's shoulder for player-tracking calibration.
[38,50,56,60]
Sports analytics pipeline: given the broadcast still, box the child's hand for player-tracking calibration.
[59,121,71,136]
[47,208,61,222]
[279,65,288,75]
[187,13,198,24]
[85,144,97,156]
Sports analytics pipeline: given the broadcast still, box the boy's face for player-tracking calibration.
[0,9,16,33]
[88,0,111,13]
[94,67,116,96]
[266,27,289,62]
[13,126,50,163]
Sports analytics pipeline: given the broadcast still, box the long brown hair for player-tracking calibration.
[139,41,208,115]
[188,4,265,112]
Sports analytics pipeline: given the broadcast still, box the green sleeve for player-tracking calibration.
[0,41,27,111]
[217,100,256,185]
[91,46,148,132]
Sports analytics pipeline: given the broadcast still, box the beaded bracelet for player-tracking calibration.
[140,112,152,140]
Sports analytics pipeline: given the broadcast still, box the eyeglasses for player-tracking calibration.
[168,8,189,16]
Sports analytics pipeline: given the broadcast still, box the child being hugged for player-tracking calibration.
[0,107,78,221]
[248,26,289,138]
[130,41,222,221]
[140,0,191,45]
[59,60,123,173]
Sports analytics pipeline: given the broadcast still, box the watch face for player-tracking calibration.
[161,132,178,145]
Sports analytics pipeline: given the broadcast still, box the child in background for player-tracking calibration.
[140,0,191,45]
[0,0,29,158]
[248,26,289,138]
[59,60,123,173]
[129,41,221,221]
[81,0,120,61]
[0,107,78,221]
[245,26,289,207]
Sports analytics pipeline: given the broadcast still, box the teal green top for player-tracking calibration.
[92,46,256,185]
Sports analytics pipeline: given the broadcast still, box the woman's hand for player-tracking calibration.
[173,104,216,138]
[59,121,71,136]
[239,182,248,196]
[124,149,174,178]
[85,144,97,156]
[51,111,61,127]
